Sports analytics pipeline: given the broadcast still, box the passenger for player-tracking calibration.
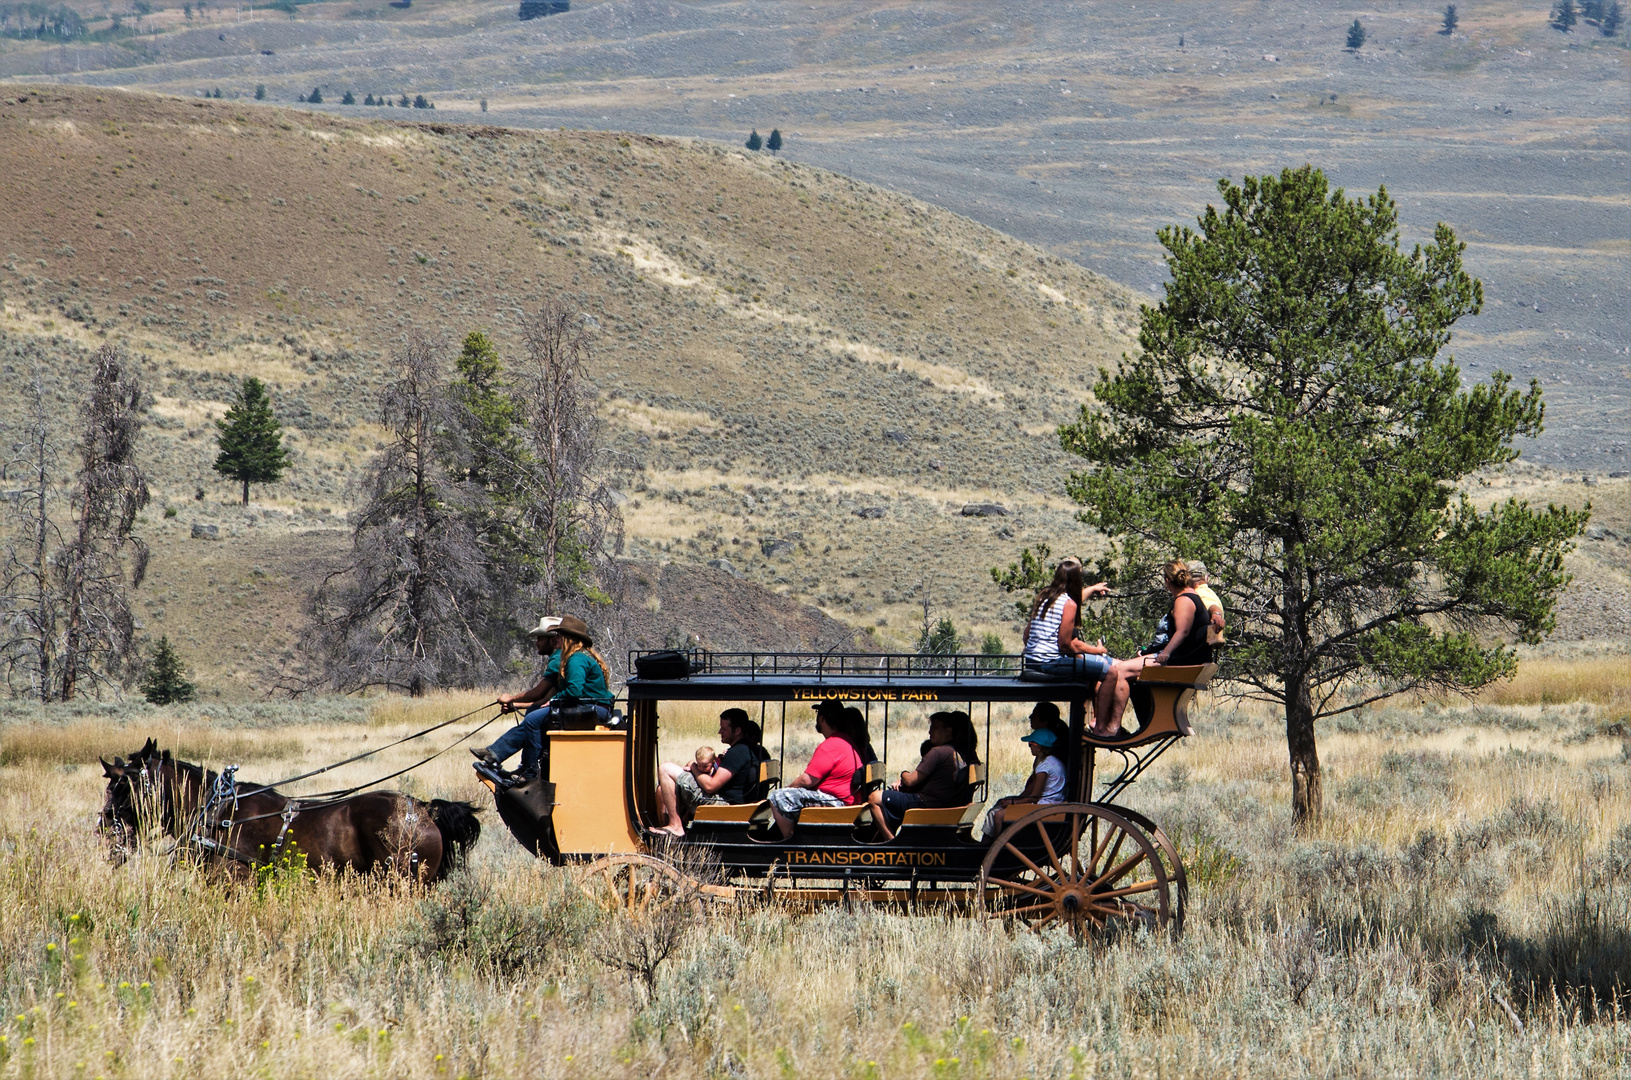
[1188,560,1226,643]
[867,710,981,841]
[653,708,767,837]
[768,699,867,839]
[1093,560,1215,738]
[471,615,614,778]
[1026,700,1071,748]
[1021,559,1128,734]
[981,727,1067,837]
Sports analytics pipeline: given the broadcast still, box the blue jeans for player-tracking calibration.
[1024,653,1113,681]
[487,703,611,776]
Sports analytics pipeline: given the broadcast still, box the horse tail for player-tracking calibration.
[427,799,481,878]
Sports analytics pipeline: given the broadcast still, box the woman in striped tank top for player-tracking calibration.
[1022,560,1130,733]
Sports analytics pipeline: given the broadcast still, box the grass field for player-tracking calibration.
[2,686,1629,1078]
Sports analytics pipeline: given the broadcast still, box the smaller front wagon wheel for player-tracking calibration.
[977,803,1176,938]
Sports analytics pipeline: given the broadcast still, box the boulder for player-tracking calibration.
[854,506,886,519]
[705,557,738,577]
[190,522,220,541]
[760,538,796,557]
[961,503,1009,518]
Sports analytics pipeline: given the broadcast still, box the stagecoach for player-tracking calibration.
[474,651,1215,935]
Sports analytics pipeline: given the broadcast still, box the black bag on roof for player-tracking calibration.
[634,650,693,680]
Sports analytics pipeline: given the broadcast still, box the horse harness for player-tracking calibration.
[179,763,303,869]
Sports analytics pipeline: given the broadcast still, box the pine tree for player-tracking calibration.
[1442,4,1458,34]
[308,86,322,104]
[1604,1,1623,34]
[766,128,782,152]
[140,636,195,704]
[1553,0,1578,30]
[413,94,430,109]
[1346,19,1367,49]
[364,93,374,105]
[213,377,290,506]
[341,90,355,105]
[480,98,489,113]
[1054,165,1587,825]
[745,129,763,151]
[398,93,410,107]
[255,84,265,100]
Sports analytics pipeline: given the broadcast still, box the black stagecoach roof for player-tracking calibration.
[624,650,1099,703]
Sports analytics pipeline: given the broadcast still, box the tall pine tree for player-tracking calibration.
[1054,166,1587,825]
[213,376,290,505]
[1346,19,1367,49]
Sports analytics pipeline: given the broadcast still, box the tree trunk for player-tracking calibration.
[241,478,249,506]
[1286,671,1322,826]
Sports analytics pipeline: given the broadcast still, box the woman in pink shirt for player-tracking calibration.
[768,698,867,839]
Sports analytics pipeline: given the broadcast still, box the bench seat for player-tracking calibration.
[799,804,867,824]
[899,801,985,827]
[691,801,766,824]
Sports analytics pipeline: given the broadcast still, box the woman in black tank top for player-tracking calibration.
[1090,560,1213,738]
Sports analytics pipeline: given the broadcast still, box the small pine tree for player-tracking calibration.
[1442,4,1458,33]
[766,128,782,151]
[480,98,489,113]
[745,129,763,151]
[341,90,355,105]
[399,93,410,107]
[213,376,290,505]
[1346,18,1367,49]
[917,617,962,657]
[308,86,323,104]
[1553,0,1578,29]
[1604,0,1623,33]
[413,94,430,109]
[255,84,265,100]
[211,87,222,98]
[140,636,196,705]
[364,93,374,105]
[979,632,1005,656]
[1581,0,1604,19]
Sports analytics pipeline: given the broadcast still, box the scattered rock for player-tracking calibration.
[705,557,738,577]
[191,523,220,540]
[760,538,796,557]
[961,503,1009,517]
[882,429,910,445]
[854,506,886,519]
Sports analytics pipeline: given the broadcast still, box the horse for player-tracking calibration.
[99,738,480,882]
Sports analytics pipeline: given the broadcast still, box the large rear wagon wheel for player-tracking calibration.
[978,803,1174,938]
[1104,804,1187,936]
[576,854,704,918]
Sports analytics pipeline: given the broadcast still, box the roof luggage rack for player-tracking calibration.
[628,649,1025,683]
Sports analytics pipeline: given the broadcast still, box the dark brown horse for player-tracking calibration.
[99,738,480,881]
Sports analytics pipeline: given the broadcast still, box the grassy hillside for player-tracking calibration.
[0,85,1138,694]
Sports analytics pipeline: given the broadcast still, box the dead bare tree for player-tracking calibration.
[510,300,626,672]
[1,346,150,701]
[57,345,151,700]
[307,334,498,696]
[1,364,63,700]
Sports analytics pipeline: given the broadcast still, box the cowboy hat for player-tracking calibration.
[526,615,564,639]
[554,614,594,645]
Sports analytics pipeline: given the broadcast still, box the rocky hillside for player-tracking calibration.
[0,85,1142,694]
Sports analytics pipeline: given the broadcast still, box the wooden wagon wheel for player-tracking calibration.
[576,854,704,918]
[978,803,1172,937]
[1103,804,1186,936]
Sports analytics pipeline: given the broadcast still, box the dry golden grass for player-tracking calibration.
[0,722,303,768]
[2,694,1628,1078]
[1478,656,1631,707]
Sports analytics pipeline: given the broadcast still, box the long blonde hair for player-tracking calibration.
[560,636,611,686]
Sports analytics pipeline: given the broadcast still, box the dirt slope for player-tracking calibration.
[0,85,1139,693]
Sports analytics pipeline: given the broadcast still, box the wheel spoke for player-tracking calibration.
[1002,840,1057,884]
[1068,812,1086,882]
[1036,820,1067,881]
[1090,850,1147,892]
[1087,821,1117,879]
[1092,878,1159,902]
[1098,829,1127,883]
[1004,900,1061,918]
[987,875,1058,900]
